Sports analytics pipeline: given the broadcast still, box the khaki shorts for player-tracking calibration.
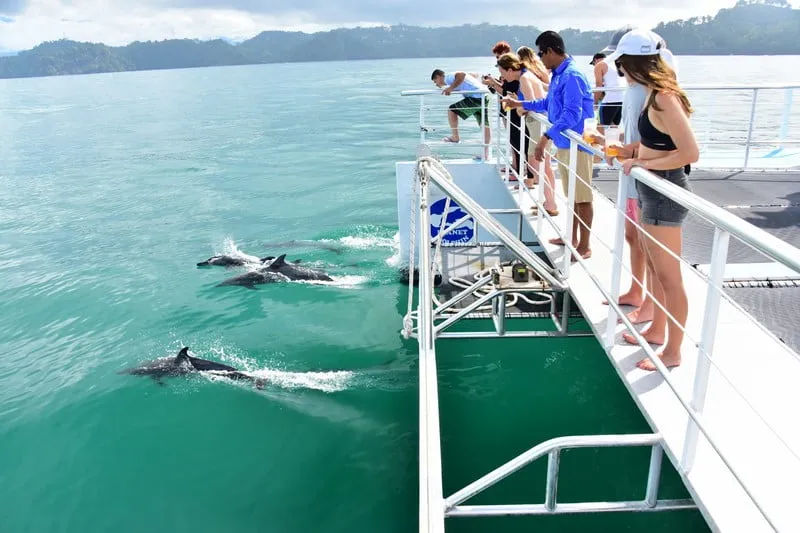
[524,115,543,157]
[556,148,594,203]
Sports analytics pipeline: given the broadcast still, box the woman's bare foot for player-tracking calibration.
[622,326,665,346]
[549,238,577,247]
[636,349,681,371]
[571,248,592,262]
[524,178,536,189]
[602,291,643,307]
[619,303,655,325]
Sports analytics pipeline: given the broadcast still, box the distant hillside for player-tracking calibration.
[0,0,798,80]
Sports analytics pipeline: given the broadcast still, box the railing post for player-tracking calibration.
[518,110,526,207]
[779,88,793,149]
[537,158,545,236]
[545,449,560,511]
[495,96,502,174]
[743,88,759,168]
[420,95,426,145]
[645,444,663,508]
[562,140,578,277]
[605,168,629,348]
[417,166,446,533]
[483,95,492,162]
[681,227,730,472]
[505,108,511,180]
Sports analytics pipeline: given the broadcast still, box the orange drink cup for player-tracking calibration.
[606,144,620,158]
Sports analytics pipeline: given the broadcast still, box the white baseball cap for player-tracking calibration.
[606,28,662,61]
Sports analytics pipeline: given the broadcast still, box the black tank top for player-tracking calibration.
[638,106,676,151]
[638,103,692,175]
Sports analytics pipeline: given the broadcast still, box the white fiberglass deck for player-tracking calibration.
[508,169,800,532]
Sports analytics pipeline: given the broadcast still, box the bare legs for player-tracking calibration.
[524,153,558,213]
[543,155,557,212]
[623,224,687,371]
[447,110,460,142]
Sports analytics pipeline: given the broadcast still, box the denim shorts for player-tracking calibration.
[635,168,690,227]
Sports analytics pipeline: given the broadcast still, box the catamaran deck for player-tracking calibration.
[593,167,800,355]
[509,165,800,532]
[400,82,800,533]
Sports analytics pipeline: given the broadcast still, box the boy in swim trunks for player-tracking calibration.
[431,69,491,159]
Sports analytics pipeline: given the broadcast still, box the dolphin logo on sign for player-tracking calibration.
[429,198,475,244]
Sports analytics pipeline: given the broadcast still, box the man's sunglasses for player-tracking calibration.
[537,49,547,58]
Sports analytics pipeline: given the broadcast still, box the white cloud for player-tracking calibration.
[0,0,796,51]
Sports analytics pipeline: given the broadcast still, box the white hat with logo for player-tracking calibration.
[607,28,678,78]
[606,28,662,61]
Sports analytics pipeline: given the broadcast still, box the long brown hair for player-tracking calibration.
[516,46,550,84]
[618,54,692,114]
[496,53,522,71]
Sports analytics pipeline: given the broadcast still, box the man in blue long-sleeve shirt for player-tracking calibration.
[502,31,595,260]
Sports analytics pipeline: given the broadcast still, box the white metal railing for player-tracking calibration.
[404,88,495,160]
[444,434,695,517]
[403,83,800,170]
[403,84,800,532]
[499,99,800,530]
[411,157,694,533]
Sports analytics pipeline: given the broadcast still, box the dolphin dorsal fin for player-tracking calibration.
[269,254,287,269]
[176,347,190,363]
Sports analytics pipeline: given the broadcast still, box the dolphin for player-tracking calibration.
[197,254,303,268]
[119,347,264,388]
[263,254,334,282]
[216,254,333,288]
[216,269,290,288]
[197,254,269,268]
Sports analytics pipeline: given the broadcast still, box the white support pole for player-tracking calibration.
[779,88,793,149]
[605,169,629,349]
[681,227,730,472]
[562,140,578,277]
[743,88,759,168]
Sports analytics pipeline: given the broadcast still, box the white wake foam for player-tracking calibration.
[195,345,354,393]
[250,369,354,393]
[215,237,261,264]
[338,235,396,249]
[385,232,402,267]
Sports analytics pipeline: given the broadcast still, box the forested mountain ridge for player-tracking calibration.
[0,0,796,79]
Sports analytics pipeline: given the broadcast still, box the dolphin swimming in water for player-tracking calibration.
[216,269,290,288]
[264,254,333,282]
[119,347,264,387]
[197,254,303,268]
[216,254,333,288]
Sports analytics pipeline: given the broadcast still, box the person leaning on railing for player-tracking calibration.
[483,43,528,182]
[605,29,699,372]
[501,31,595,261]
[516,46,558,215]
[431,69,491,159]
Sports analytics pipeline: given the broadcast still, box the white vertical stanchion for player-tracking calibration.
[605,168,629,349]
[562,140,578,277]
[681,227,730,472]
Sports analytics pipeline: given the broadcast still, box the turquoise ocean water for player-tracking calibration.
[1,55,798,533]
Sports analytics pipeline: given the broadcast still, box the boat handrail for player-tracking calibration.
[547,117,800,274]
[401,89,491,96]
[402,83,800,97]
[591,83,800,92]
[403,87,800,269]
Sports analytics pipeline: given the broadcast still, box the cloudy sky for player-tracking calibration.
[0,0,795,51]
